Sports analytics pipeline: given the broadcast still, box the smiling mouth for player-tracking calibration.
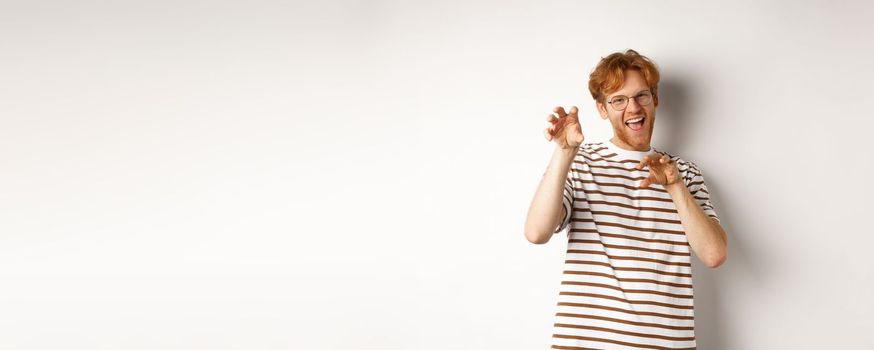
[625,116,645,131]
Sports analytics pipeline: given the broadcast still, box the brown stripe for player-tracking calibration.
[570,228,600,233]
[560,291,694,310]
[554,323,695,341]
[583,146,609,153]
[679,167,702,176]
[564,269,620,281]
[581,154,641,165]
[557,301,694,320]
[551,344,601,350]
[593,231,689,247]
[578,179,668,193]
[556,312,694,330]
[571,219,686,236]
[583,153,640,164]
[687,180,704,187]
[564,259,614,268]
[560,280,694,299]
[616,265,692,278]
[569,239,690,256]
[586,199,678,214]
[566,250,692,267]
[572,206,683,225]
[563,270,693,289]
[574,168,648,181]
[564,260,692,278]
[552,336,696,350]
[579,162,647,173]
[574,188,674,203]
[587,210,683,225]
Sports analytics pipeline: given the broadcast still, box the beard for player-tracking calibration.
[611,115,655,151]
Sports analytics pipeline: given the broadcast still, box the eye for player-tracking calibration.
[611,97,627,104]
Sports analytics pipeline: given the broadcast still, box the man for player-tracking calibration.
[524,49,728,349]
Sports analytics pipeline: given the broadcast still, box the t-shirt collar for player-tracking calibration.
[604,139,652,161]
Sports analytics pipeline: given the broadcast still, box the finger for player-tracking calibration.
[659,154,668,164]
[553,106,567,117]
[552,120,567,136]
[636,155,650,170]
[641,172,659,188]
[568,107,580,123]
[547,114,561,126]
[647,157,659,170]
[543,128,553,141]
[640,177,651,188]
[649,157,664,171]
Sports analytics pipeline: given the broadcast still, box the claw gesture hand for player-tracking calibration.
[544,106,585,150]
[636,153,682,189]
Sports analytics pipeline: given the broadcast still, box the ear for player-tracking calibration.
[653,93,659,108]
[596,101,609,120]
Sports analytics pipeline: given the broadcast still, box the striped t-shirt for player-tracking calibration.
[551,140,719,350]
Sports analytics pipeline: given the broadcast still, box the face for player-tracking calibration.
[596,69,659,151]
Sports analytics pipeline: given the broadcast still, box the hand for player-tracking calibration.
[544,106,585,149]
[636,153,682,189]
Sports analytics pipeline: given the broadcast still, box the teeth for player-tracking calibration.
[625,116,644,124]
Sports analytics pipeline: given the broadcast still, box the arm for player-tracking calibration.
[666,182,728,268]
[524,145,576,244]
[525,106,585,245]
[638,154,728,268]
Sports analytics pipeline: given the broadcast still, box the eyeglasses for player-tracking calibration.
[606,90,653,111]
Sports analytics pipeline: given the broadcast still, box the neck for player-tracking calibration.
[610,137,650,152]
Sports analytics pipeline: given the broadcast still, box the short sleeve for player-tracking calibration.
[684,162,720,223]
[553,173,575,234]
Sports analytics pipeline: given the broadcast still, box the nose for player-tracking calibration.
[625,97,642,113]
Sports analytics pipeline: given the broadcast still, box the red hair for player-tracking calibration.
[588,49,660,103]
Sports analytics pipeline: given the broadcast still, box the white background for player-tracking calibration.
[2,1,873,349]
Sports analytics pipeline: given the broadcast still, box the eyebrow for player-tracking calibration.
[609,89,650,100]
